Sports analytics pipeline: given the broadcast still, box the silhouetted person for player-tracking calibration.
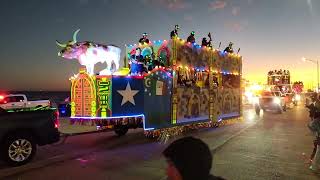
[139,32,150,44]
[171,25,180,39]
[309,110,320,172]
[202,37,209,47]
[187,31,196,43]
[163,136,225,180]
[224,42,234,53]
[207,32,213,48]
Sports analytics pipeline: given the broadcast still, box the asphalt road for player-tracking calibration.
[0,104,318,180]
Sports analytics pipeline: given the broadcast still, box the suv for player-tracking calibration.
[254,91,287,115]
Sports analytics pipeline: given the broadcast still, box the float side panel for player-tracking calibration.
[143,70,172,129]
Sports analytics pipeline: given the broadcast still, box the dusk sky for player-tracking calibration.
[1,0,320,91]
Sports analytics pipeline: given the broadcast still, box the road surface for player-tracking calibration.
[0,105,318,180]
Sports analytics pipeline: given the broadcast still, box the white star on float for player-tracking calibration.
[117,82,139,106]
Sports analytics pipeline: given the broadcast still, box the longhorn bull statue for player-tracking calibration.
[56,29,121,75]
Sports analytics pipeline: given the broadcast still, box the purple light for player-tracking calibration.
[70,114,155,131]
[70,114,144,120]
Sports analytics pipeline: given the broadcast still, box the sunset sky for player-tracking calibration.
[1,0,320,91]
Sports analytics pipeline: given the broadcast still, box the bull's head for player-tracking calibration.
[56,29,84,59]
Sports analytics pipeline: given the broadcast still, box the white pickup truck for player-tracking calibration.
[0,94,50,110]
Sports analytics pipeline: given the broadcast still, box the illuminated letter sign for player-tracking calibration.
[97,77,112,117]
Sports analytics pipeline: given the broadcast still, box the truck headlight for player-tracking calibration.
[274,97,281,104]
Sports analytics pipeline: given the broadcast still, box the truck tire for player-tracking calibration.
[114,126,129,136]
[255,105,260,115]
[283,104,287,111]
[277,107,283,114]
[1,132,37,166]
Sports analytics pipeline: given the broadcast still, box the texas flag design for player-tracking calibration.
[111,76,144,116]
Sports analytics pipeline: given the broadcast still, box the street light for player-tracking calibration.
[302,57,319,92]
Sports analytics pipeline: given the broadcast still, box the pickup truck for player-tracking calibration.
[0,107,60,166]
[253,91,287,115]
[0,94,50,110]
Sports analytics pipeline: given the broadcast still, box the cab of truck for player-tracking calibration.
[0,94,50,110]
[0,107,60,166]
[253,90,287,115]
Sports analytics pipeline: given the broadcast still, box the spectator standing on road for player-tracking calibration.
[163,136,225,180]
[309,111,320,172]
[307,94,320,163]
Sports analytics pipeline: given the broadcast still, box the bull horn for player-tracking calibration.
[72,29,80,44]
[56,40,67,48]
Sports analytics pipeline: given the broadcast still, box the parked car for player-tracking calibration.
[0,94,50,110]
[253,91,287,115]
[0,107,60,166]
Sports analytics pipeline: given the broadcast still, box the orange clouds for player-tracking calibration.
[232,7,240,16]
[209,0,227,10]
[225,21,248,32]
[141,0,191,10]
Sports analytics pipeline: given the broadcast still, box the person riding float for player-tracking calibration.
[202,32,213,48]
[170,25,180,39]
[224,42,234,53]
[187,31,196,43]
[139,32,150,44]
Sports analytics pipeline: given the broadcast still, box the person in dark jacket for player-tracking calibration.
[187,31,196,43]
[307,94,320,162]
[202,37,209,47]
[224,42,234,53]
[171,25,180,39]
[309,111,320,171]
[163,136,225,180]
[139,32,150,44]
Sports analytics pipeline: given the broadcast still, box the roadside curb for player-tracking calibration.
[211,122,255,153]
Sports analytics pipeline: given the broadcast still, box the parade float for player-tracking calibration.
[266,69,301,106]
[56,29,242,138]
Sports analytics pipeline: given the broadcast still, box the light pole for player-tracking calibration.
[302,57,319,92]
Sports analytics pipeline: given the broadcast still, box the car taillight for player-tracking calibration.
[54,111,60,129]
